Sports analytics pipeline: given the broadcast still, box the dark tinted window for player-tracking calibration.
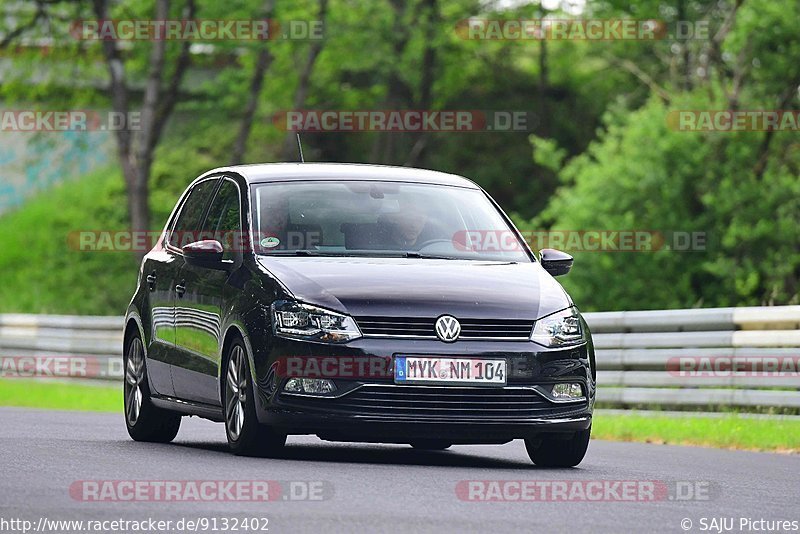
[202,180,242,259]
[250,181,530,262]
[169,179,219,249]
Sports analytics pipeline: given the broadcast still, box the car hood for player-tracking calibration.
[255,256,571,320]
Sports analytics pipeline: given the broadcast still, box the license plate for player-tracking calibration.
[394,356,507,386]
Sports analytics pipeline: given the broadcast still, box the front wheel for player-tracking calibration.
[224,341,286,457]
[124,333,181,443]
[525,426,591,467]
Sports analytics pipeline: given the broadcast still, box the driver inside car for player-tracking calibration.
[376,198,446,250]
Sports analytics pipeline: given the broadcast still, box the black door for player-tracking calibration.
[172,177,242,405]
[151,177,221,395]
[141,247,182,398]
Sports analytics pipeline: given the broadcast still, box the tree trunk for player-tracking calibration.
[371,0,412,164]
[405,0,438,167]
[231,48,274,164]
[92,0,195,261]
[281,0,329,161]
[538,38,549,137]
[231,0,276,165]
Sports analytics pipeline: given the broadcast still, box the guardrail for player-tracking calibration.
[587,307,800,411]
[1,307,798,411]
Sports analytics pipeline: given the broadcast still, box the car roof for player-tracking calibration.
[201,162,481,189]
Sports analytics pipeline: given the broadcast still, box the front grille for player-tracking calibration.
[283,385,584,419]
[356,316,533,341]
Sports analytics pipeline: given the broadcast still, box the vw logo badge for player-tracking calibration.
[435,315,461,343]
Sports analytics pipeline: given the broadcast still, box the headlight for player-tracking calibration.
[530,306,586,347]
[271,301,362,343]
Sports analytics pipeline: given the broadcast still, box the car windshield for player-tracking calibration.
[250,180,530,262]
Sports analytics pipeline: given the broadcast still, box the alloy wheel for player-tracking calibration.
[225,346,248,441]
[124,337,145,426]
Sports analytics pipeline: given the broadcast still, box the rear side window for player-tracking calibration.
[202,180,242,260]
[168,179,219,249]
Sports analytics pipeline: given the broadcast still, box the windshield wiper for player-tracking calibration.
[403,252,459,260]
[261,250,402,257]
[259,250,320,256]
[260,250,460,260]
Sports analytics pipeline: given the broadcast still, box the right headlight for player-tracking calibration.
[271,300,362,343]
[530,306,586,347]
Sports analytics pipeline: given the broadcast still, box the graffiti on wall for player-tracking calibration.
[0,130,113,214]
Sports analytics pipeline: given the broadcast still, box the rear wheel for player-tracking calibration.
[410,440,452,450]
[525,427,591,467]
[124,333,181,442]
[224,341,286,457]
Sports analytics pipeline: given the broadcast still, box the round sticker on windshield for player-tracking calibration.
[261,237,281,249]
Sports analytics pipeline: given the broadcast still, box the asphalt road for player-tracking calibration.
[1,408,798,534]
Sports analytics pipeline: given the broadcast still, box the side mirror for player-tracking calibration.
[183,240,225,269]
[540,248,573,276]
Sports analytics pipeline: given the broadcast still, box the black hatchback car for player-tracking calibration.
[124,163,596,466]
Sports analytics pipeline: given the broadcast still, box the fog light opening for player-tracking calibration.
[283,378,337,395]
[551,382,583,400]
[284,378,304,393]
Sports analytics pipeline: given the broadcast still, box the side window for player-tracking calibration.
[202,180,242,260]
[168,179,219,249]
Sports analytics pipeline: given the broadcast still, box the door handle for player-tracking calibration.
[175,281,186,297]
[146,272,157,292]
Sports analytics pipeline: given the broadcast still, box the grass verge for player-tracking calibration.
[592,411,800,453]
[0,379,121,412]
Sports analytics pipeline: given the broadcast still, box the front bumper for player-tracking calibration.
[251,336,595,443]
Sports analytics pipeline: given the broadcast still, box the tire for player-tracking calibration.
[410,440,452,450]
[124,332,181,443]
[223,340,286,457]
[525,426,591,467]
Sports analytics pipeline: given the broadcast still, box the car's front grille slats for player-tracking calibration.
[356,316,533,340]
[283,385,585,419]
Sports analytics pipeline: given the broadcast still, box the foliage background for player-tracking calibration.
[0,0,797,314]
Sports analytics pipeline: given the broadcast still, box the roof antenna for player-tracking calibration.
[296,132,305,163]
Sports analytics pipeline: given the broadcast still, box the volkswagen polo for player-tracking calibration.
[123,163,596,466]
